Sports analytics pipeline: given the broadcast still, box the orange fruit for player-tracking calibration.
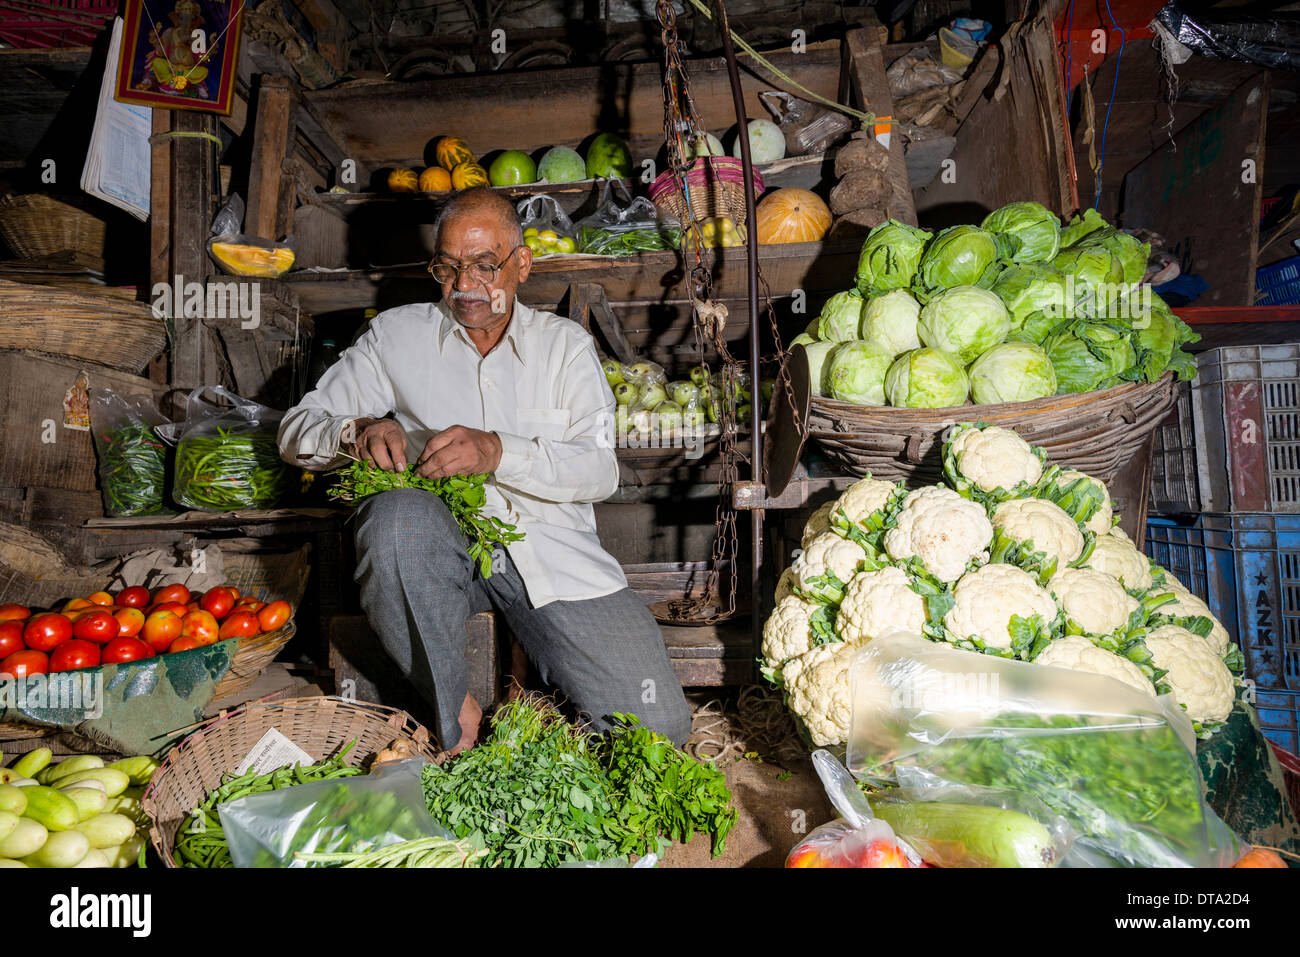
[451,161,489,190]
[435,136,474,171]
[418,167,452,192]
[387,167,419,193]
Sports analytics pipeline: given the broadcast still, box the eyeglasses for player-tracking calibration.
[428,245,526,285]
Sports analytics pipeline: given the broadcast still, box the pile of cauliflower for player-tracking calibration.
[764,423,1244,748]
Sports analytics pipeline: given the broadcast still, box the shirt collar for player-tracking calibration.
[435,299,529,367]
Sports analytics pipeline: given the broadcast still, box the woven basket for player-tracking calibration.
[141,696,440,867]
[648,157,765,227]
[807,372,1178,485]
[0,281,166,373]
[0,194,107,260]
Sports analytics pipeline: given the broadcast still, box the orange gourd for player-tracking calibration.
[418,167,452,192]
[387,167,419,193]
[436,136,475,171]
[754,188,831,245]
[1232,847,1288,868]
[451,162,489,190]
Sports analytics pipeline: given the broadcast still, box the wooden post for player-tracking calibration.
[246,74,300,243]
[843,28,917,226]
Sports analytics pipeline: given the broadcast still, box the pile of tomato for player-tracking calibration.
[0,584,292,679]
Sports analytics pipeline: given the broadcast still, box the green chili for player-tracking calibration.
[174,426,295,510]
[93,423,170,516]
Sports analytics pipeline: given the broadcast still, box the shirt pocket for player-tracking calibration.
[517,407,571,440]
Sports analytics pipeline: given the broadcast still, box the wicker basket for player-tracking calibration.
[0,194,107,260]
[648,157,765,227]
[0,282,166,373]
[807,373,1179,485]
[141,696,440,867]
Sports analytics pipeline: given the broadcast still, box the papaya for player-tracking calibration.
[210,241,295,278]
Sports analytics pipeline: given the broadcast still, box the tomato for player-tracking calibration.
[257,600,291,633]
[62,597,93,615]
[23,613,73,653]
[114,607,146,638]
[102,637,153,664]
[149,601,189,619]
[116,586,151,609]
[153,584,191,606]
[141,611,182,654]
[0,603,30,622]
[0,621,24,658]
[167,636,202,654]
[0,649,48,679]
[226,585,241,599]
[181,610,219,646]
[218,611,261,640]
[72,610,119,645]
[86,591,115,607]
[199,586,237,620]
[50,639,101,672]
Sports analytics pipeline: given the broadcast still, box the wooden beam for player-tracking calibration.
[246,74,300,243]
[843,27,917,226]
[148,109,172,388]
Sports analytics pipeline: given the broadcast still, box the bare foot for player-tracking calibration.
[445,693,482,757]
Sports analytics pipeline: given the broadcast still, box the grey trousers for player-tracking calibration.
[352,488,692,748]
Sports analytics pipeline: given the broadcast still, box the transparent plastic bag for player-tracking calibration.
[89,388,171,517]
[517,194,577,256]
[760,91,853,157]
[886,46,965,98]
[575,179,679,256]
[221,758,447,868]
[208,193,296,277]
[846,632,1245,868]
[157,385,296,511]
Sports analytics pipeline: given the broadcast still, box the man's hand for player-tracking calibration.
[345,417,409,472]
[416,425,502,479]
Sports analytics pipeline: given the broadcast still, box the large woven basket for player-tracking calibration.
[807,372,1179,485]
[141,696,440,867]
[0,194,108,260]
[0,281,166,373]
[648,157,765,227]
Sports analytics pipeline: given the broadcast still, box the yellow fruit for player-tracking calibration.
[210,241,295,278]
[387,167,419,192]
[418,167,452,192]
[435,136,475,171]
[450,161,489,190]
[523,227,539,238]
[538,229,559,242]
[555,237,576,253]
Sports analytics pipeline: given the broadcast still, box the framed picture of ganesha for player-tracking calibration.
[114,0,243,115]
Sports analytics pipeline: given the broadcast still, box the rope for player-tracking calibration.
[148,130,225,147]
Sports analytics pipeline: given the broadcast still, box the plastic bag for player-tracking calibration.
[760,91,853,157]
[221,758,447,868]
[89,388,172,517]
[1153,1,1300,71]
[517,194,577,256]
[207,194,296,278]
[158,385,296,511]
[846,632,1245,868]
[575,179,679,256]
[886,46,965,98]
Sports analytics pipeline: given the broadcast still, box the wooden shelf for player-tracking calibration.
[1180,305,1300,352]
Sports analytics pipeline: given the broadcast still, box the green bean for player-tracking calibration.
[174,426,295,510]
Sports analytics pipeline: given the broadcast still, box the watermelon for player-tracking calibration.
[585,133,632,179]
[537,146,586,184]
[488,150,537,186]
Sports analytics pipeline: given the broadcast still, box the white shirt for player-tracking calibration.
[278,299,627,607]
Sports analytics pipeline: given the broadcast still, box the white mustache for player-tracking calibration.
[450,290,491,303]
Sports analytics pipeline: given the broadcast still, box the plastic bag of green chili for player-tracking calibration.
[89,388,172,517]
[160,385,296,511]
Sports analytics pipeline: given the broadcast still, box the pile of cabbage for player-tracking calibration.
[791,203,1200,408]
[762,424,1243,748]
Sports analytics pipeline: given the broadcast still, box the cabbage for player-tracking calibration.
[1043,321,1137,394]
[854,220,932,295]
[1059,208,1107,247]
[1051,245,1125,319]
[816,289,866,342]
[825,342,894,405]
[789,332,817,349]
[861,289,922,356]
[917,285,1011,364]
[802,340,838,395]
[992,263,1068,334]
[980,201,1061,263]
[884,348,969,408]
[915,225,1006,296]
[968,342,1057,404]
[1072,226,1151,286]
[1130,296,1200,382]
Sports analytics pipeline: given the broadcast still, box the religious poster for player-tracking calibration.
[115,0,243,115]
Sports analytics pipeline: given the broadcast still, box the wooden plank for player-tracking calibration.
[246,74,300,244]
[148,109,173,389]
[843,28,916,225]
[585,284,636,364]
[1122,74,1270,309]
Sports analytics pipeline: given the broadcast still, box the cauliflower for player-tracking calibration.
[1033,635,1155,697]
[1083,533,1153,591]
[774,567,799,605]
[944,564,1058,652]
[834,476,897,526]
[1049,469,1113,535]
[837,566,927,644]
[884,486,993,583]
[1144,625,1236,725]
[801,502,836,549]
[946,425,1043,495]
[1152,585,1231,657]
[1108,524,1133,545]
[792,532,867,602]
[762,595,822,668]
[992,498,1085,569]
[1050,567,1139,636]
[783,638,869,746]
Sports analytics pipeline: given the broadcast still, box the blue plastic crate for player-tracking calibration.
[1256,688,1300,755]
[1255,256,1300,306]
[1143,515,1239,639]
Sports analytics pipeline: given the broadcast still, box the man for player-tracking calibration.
[279,187,691,753]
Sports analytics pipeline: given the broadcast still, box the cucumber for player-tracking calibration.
[868,799,1059,868]
[19,785,80,832]
[0,809,19,843]
[0,784,27,816]
[37,755,104,786]
[55,768,129,798]
[107,756,159,787]
[104,795,146,826]
[61,777,105,793]
[72,848,111,869]
[73,813,135,849]
[10,748,52,780]
[10,778,38,787]
[0,859,27,867]
[63,788,109,821]
[25,829,90,868]
[104,832,145,868]
[0,770,18,785]
[0,817,47,859]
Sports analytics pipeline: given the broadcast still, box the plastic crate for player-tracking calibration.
[1256,256,1300,307]
[0,1,115,48]
[1144,515,1238,638]
[1259,689,1300,755]
[1148,383,1200,513]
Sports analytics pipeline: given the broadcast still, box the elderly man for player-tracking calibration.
[279,187,691,753]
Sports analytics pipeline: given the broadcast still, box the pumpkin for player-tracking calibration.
[1232,847,1288,868]
[436,136,475,171]
[418,167,452,192]
[451,161,489,190]
[387,167,419,193]
[754,188,831,245]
